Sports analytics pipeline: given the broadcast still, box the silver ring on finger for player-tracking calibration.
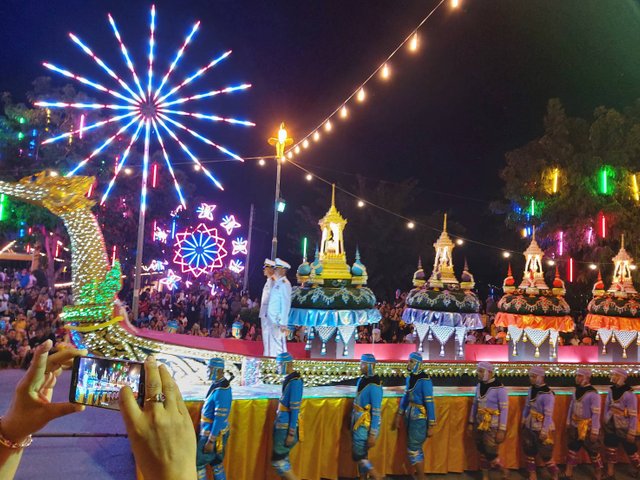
[145,393,166,403]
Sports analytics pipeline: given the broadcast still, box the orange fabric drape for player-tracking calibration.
[584,313,640,331]
[494,312,575,332]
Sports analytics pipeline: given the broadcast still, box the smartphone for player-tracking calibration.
[69,355,145,410]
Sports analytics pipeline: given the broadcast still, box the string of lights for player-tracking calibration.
[281,0,453,160]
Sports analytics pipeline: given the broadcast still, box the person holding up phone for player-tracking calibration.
[197,357,231,480]
[1,342,198,480]
[0,340,87,480]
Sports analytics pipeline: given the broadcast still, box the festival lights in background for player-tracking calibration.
[153,202,247,285]
[35,4,254,211]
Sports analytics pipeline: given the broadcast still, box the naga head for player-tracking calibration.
[0,171,95,216]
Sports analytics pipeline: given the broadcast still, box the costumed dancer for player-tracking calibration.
[352,354,384,480]
[563,368,602,480]
[271,352,303,480]
[392,352,436,480]
[196,358,231,480]
[468,361,509,480]
[260,259,276,356]
[521,366,558,480]
[603,368,639,479]
[266,258,292,356]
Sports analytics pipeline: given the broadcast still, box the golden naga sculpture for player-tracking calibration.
[0,171,238,363]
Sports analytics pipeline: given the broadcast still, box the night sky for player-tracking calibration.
[0,1,639,295]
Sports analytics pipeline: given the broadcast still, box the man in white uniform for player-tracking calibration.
[266,258,292,356]
[260,259,276,356]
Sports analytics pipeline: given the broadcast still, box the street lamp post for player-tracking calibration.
[267,123,292,260]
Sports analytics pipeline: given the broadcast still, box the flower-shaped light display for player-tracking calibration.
[173,223,227,278]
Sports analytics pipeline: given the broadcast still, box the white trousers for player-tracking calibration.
[260,315,271,356]
[265,317,287,357]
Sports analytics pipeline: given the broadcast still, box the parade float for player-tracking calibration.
[584,236,640,361]
[289,186,381,358]
[494,231,575,361]
[401,215,483,359]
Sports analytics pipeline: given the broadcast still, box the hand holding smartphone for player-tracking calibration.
[70,355,145,410]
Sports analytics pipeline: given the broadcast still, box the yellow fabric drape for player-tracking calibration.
[137,393,616,480]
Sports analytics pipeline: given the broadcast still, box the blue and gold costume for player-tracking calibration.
[197,358,232,480]
[398,352,436,466]
[272,352,303,476]
[352,353,383,476]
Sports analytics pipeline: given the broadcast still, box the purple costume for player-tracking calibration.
[603,384,640,469]
[469,379,508,470]
[566,385,603,470]
[521,385,558,476]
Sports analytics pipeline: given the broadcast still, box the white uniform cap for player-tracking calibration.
[275,258,291,269]
[263,259,276,267]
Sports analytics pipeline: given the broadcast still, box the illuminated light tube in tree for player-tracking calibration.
[567,257,574,283]
[587,226,593,245]
[0,194,5,221]
[633,174,639,202]
[552,168,559,194]
[111,245,117,266]
[599,212,606,238]
[558,231,564,256]
[79,114,85,139]
[152,163,158,188]
[529,198,536,216]
[599,165,614,195]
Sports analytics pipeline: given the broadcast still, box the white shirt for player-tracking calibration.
[259,277,274,319]
[266,277,292,326]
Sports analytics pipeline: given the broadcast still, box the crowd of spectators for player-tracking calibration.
[0,267,74,368]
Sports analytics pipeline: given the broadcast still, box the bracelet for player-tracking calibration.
[0,418,33,449]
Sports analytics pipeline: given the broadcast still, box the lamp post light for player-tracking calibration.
[267,122,292,259]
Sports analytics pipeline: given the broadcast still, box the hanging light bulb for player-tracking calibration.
[407,221,415,229]
[451,0,460,8]
[313,131,320,142]
[302,139,309,149]
[305,174,313,181]
[357,200,365,208]
[381,63,390,80]
[340,106,348,118]
[409,33,419,52]
[294,145,300,154]
[287,152,293,159]
[258,158,266,166]
[357,87,366,102]
[324,120,332,132]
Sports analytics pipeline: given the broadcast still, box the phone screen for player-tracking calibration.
[70,356,145,410]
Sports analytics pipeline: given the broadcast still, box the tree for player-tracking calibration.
[500,98,640,291]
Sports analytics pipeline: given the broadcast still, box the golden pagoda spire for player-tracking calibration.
[314,185,351,282]
[428,214,458,288]
[609,234,636,295]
